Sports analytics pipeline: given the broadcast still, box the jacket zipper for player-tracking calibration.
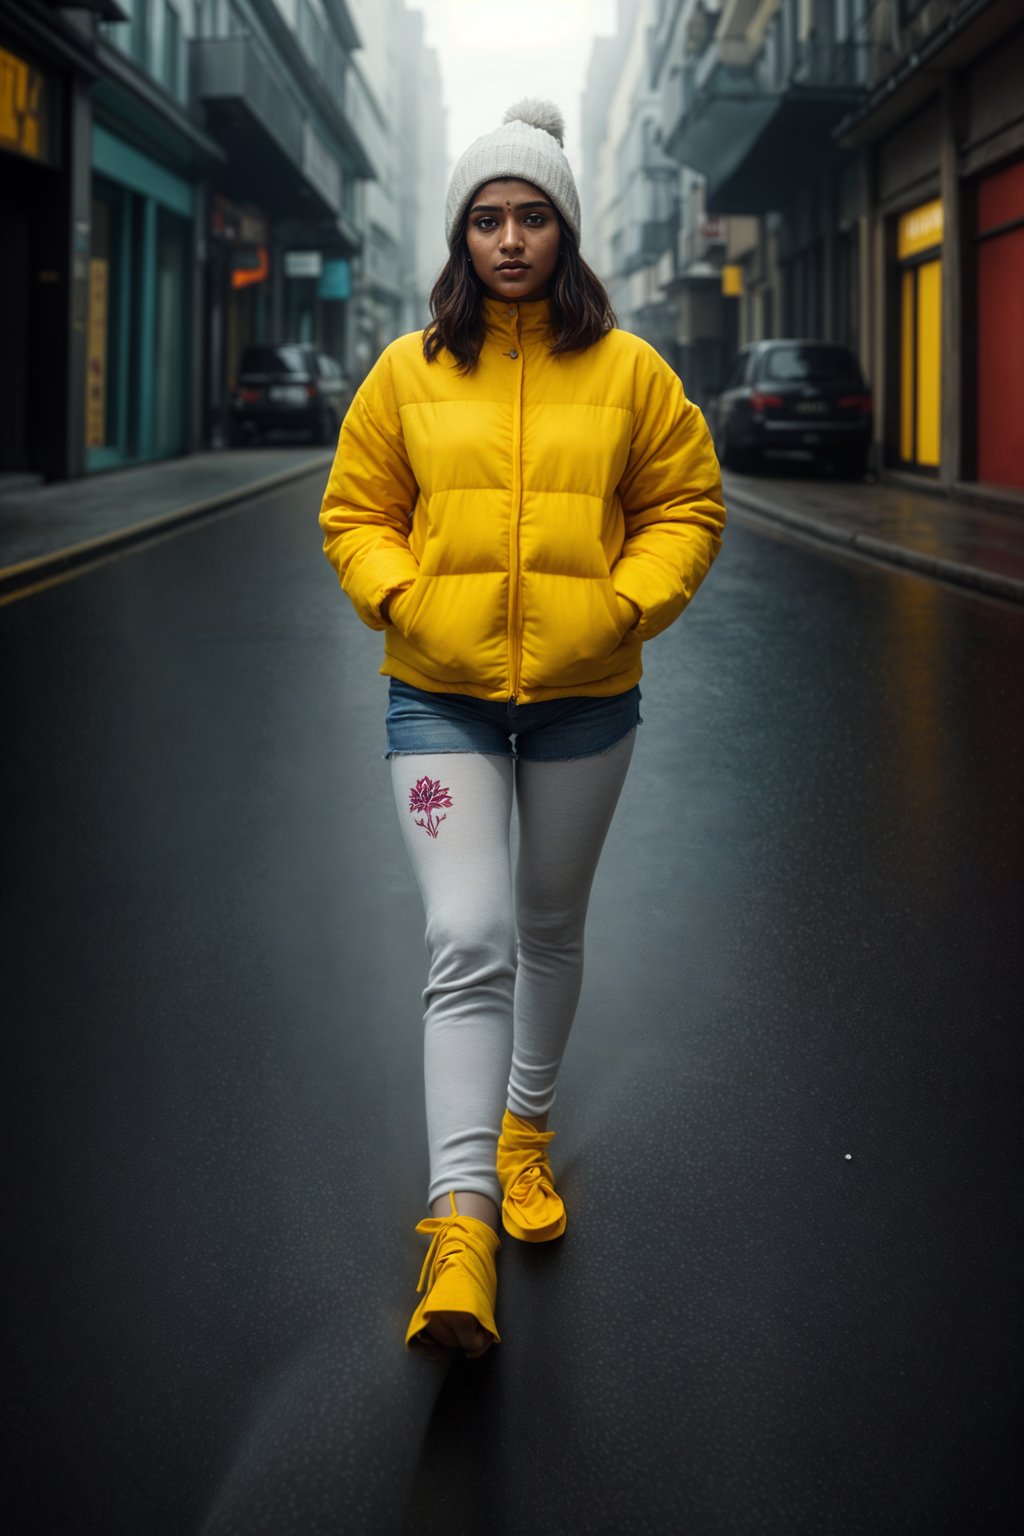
[507,317,525,701]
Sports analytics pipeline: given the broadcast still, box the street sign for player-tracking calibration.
[285,251,323,279]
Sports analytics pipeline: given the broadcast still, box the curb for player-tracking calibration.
[725,486,1024,606]
[0,453,334,601]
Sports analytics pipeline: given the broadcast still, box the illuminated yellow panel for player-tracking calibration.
[916,259,942,468]
[721,264,743,296]
[86,260,109,449]
[898,199,944,260]
[0,47,47,160]
[901,269,915,462]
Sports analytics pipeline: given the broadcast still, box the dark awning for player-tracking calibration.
[706,86,863,214]
[192,37,342,221]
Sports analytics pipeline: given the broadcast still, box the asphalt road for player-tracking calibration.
[4,470,1022,1534]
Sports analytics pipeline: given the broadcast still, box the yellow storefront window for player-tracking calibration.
[898,200,944,260]
[897,200,943,470]
[915,260,941,468]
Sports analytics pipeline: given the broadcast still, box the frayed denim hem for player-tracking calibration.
[516,717,641,765]
[382,747,513,761]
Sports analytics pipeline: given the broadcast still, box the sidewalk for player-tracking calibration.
[1,445,1023,606]
[724,467,1024,605]
[0,447,333,601]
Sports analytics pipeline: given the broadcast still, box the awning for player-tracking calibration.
[705,85,863,213]
[193,37,342,221]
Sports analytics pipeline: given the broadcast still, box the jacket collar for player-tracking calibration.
[482,296,553,339]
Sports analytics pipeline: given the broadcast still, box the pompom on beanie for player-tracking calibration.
[445,99,581,249]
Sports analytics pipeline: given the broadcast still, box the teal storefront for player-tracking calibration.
[86,126,194,471]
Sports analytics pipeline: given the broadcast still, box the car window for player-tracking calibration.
[317,355,333,379]
[762,345,862,385]
[240,346,308,374]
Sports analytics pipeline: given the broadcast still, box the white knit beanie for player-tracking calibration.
[445,99,581,249]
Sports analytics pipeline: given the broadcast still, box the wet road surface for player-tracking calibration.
[4,471,1022,1534]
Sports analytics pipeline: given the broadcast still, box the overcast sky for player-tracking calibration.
[405,0,619,178]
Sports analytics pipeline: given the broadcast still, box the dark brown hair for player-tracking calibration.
[422,211,617,372]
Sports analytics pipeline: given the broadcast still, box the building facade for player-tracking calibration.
[585,3,680,363]
[1,0,444,483]
[838,0,1024,491]
[400,5,446,335]
[153,0,371,454]
[650,0,870,369]
[585,0,738,409]
[588,0,1024,494]
[345,0,447,378]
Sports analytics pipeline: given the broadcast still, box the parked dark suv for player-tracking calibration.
[229,344,350,446]
[708,340,872,477]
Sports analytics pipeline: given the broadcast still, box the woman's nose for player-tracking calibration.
[499,220,523,250]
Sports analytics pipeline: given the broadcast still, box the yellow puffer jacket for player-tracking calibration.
[319,298,725,703]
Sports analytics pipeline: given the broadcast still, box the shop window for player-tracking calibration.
[86,184,137,463]
[896,199,943,471]
[87,176,191,469]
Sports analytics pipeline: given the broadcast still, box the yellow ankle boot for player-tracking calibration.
[496,1108,567,1242]
[405,1191,501,1358]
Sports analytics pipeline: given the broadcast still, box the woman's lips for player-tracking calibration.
[496,263,528,273]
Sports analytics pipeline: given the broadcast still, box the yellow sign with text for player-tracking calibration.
[897,199,944,260]
[0,47,49,162]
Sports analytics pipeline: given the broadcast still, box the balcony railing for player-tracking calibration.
[756,38,882,92]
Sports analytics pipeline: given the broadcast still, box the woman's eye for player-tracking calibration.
[475,217,497,230]
[525,214,546,226]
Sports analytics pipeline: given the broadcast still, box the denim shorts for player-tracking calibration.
[385,678,642,762]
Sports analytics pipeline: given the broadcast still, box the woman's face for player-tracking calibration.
[465,179,561,303]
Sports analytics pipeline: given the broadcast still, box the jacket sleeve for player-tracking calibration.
[611,353,726,640]
[319,354,421,631]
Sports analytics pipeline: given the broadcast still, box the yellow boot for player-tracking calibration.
[405,1190,501,1358]
[496,1108,567,1242]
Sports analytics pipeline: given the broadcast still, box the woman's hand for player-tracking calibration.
[616,593,640,632]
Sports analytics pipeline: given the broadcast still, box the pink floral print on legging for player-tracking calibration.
[409,776,453,839]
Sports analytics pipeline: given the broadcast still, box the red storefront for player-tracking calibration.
[976,158,1024,490]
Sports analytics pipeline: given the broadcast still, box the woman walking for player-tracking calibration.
[320,101,725,1361]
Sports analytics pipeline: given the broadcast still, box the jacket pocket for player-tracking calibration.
[388,574,424,634]
[601,578,636,649]
[612,589,639,636]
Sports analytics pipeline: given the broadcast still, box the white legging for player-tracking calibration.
[391,734,635,1208]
